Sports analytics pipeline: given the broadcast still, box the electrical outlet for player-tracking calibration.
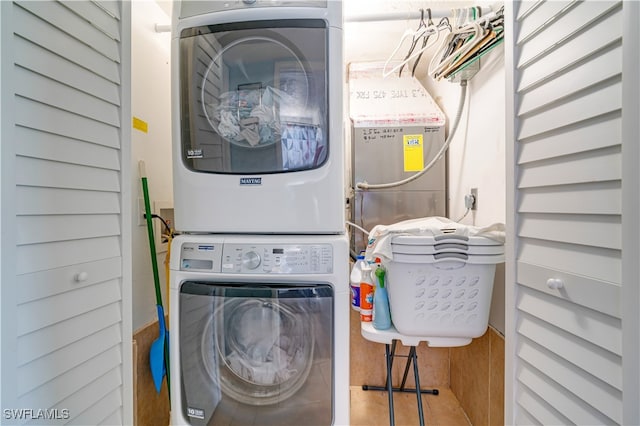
[470,188,478,210]
[137,198,148,227]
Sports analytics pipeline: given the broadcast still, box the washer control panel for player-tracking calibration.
[179,241,333,274]
[222,244,333,274]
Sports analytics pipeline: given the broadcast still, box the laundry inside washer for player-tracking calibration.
[179,282,334,425]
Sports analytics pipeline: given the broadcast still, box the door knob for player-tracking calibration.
[74,272,89,282]
[546,278,564,290]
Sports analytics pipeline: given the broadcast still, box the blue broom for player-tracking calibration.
[139,161,171,400]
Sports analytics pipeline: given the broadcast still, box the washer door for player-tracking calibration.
[179,282,334,426]
[213,298,314,405]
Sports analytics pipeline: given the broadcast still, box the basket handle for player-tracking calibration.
[434,252,468,260]
[434,242,469,251]
[434,234,469,242]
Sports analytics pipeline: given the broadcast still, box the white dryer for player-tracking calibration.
[169,234,350,426]
[171,1,345,234]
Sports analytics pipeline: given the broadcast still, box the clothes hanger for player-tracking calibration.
[428,12,482,79]
[382,8,442,78]
[382,26,424,78]
[428,8,467,77]
[441,8,505,80]
[410,9,434,77]
[398,9,428,77]
[438,28,497,80]
[428,4,504,80]
[435,6,488,79]
[448,21,504,78]
[384,22,445,78]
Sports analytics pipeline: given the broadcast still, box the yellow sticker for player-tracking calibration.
[403,134,424,172]
[132,116,148,133]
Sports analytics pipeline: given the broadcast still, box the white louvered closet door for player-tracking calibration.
[1,1,132,424]
[505,1,640,425]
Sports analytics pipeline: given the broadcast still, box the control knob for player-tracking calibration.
[242,251,261,270]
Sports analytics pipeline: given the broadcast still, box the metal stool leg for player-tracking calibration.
[398,346,414,391]
[361,340,439,426]
[385,343,395,426]
[411,346,426,426]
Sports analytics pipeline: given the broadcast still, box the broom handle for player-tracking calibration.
[139,161,163,307]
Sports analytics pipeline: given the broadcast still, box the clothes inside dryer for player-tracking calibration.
[179,20,328,175]
[212,297,314,404]
[179,282,334,426]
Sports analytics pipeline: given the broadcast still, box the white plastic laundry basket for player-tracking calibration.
[385,234,504,340]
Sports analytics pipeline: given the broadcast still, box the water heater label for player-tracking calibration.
[403,134,424,172]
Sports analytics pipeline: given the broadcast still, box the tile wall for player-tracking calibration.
[133,320,170,426]
[451,327,505,426]
[350,307,505,425]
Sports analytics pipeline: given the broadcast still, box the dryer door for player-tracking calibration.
[179,20,328,174]
[179,281,334,426]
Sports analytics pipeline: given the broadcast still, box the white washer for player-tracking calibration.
[169,234,349,426]
[171,1,345,234]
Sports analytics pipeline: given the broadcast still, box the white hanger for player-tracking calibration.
[383,23,444,78]
[444,8,501,77]
[382,27,422,78]
[428,9,484,80]
[437,27,497,79]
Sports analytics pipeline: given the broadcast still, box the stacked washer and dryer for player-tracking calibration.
[169,1,349,425]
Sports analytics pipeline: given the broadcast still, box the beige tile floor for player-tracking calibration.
[350,385,471,426]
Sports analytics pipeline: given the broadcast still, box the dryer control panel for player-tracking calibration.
[180,241,333,274]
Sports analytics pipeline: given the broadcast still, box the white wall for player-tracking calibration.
[131,0,173,331]
[424,47,506,332]
[344,0,506,332]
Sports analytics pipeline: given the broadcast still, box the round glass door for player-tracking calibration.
[202,36,311,149]
[179,20,328,174]
[180,282,334,424]
[208,298,314,405]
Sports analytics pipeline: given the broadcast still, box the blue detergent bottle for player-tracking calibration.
[372,265,392,330]
[349,253,366,311]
